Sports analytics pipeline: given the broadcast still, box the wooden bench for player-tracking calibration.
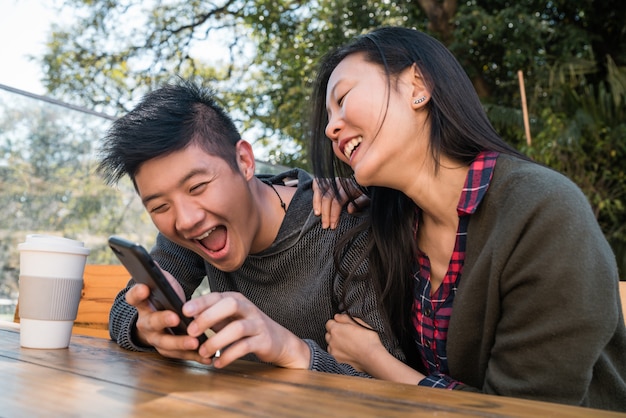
[14,264,130,339]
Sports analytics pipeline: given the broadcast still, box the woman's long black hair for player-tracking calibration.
[310,26,526,369]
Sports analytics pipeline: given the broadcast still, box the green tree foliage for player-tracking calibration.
[524,56,626,248]
[38,0,626,274]
[0,92,157,299]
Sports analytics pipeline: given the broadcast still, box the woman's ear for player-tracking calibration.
[235,140,256,180]
[410,63,430,108]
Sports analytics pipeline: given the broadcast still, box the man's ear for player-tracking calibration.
[410,63,430,108]
[235,140,256,180]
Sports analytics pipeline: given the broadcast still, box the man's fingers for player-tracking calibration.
[125,283,150,305]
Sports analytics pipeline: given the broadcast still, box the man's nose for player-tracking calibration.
[175,204,203,233]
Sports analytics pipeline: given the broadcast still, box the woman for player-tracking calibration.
[310,26,626,411]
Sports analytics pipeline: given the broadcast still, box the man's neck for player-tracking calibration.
[249,177,296,253]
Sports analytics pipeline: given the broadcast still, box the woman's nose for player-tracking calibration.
[325,114,343,141]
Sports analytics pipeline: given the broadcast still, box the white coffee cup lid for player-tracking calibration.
[18,234,90,255]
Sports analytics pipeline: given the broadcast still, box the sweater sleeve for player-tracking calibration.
[305,339,373,377]
[108,284,156,352]
[490,188,619,401]
[331,217,407,368]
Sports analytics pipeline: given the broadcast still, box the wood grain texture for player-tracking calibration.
[1,326,621,417]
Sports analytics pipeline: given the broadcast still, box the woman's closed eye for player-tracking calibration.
[328,89,347,111]
[337,91,348,106]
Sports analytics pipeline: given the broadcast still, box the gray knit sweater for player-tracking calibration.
[109,168,404,375]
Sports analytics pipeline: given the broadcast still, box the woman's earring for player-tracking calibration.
[413,96,427,104]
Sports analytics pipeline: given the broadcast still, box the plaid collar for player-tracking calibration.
[457,151,499,216]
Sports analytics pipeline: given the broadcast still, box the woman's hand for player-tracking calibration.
[313,178,370,229]
[325,314,388,373]
[326,313,425,384]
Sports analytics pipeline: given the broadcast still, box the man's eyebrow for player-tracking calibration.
[141,168,207,206]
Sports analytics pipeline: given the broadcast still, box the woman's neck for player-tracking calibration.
[405,157,469,227]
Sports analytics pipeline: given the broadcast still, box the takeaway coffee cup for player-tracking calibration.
[17,234,90,349]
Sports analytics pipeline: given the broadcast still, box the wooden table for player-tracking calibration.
[0,323,621,417]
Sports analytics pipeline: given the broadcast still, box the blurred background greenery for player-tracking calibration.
[1,0,625,317]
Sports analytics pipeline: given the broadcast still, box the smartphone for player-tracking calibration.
[108,235,209,345]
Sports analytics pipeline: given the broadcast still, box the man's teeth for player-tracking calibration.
[195,227,216,240]
[344,136,363,159]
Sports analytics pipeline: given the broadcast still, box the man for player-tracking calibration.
[98,79,403,373]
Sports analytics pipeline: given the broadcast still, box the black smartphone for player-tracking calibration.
[108,235,209,345]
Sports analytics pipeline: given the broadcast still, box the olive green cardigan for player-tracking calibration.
[449,154,626,412]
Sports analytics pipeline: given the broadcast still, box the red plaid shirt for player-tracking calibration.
[412,151,498,388]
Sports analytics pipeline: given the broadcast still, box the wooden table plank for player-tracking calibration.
[0,332,459,417]
[0,325,622,417]
[0,356,240,416]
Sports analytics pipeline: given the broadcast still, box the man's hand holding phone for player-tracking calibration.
[125,276,211,363]
[109,236,215,364]
[182,291,311,369]
[127,280,311,368]
[110,236,310,369]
